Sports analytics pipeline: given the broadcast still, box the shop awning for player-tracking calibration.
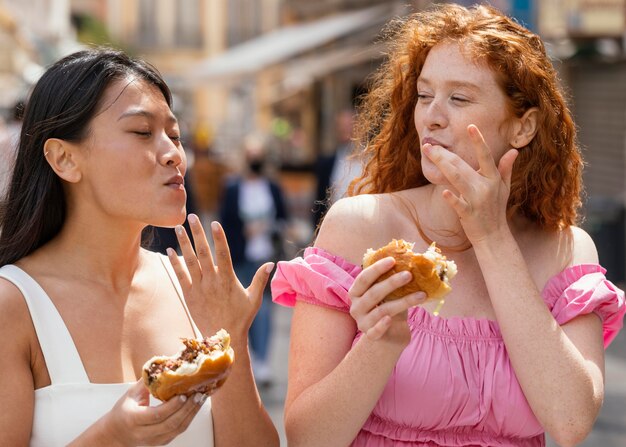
[182,4,393,84]
[282,42,387,91]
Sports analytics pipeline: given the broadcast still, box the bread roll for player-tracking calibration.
[142,329,235,401]
[362,239,457,302]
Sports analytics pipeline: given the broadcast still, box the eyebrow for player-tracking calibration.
[117,108,178,124]
[417,77,482,92]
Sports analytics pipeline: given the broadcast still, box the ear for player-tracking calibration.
[43,138,82,183]
[510,107,539,149]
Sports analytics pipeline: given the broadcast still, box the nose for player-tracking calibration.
[420,97,449,130]
[159,134,184,168]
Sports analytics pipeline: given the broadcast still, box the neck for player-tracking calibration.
[37,215,146,292]
[416,185,469,248]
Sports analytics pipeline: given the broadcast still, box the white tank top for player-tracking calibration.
[0,255,214,446]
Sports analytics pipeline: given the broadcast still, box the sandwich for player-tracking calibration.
[362,239,457,302]
[142,329,235,401]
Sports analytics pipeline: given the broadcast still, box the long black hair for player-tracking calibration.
[0,47,172,267]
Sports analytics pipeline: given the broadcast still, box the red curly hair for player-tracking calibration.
[350,3,582,230]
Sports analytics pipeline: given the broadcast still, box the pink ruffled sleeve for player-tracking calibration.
[270,247,362,312]
[542,264,626,347]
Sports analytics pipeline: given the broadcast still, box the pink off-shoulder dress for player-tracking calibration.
[271,247,626,447]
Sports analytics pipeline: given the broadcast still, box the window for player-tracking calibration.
[175,0,202,48]
[227,0,263,47]
[137,0,202,49]
[137,0,158,47]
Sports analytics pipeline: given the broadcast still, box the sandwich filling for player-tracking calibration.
[421,242,457,284]
[145,329,231,383]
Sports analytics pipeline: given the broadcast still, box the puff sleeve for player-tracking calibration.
[270,247,362,313]
[542,264,626,347]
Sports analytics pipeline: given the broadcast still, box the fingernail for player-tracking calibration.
[188,214,198,224]
[179,395,187,402]
[175,225,184,235]
[194,393,203,403]
[400,271,412,280]
[265,262,275,273]
[166,247,175,257]
[211,221,219,231]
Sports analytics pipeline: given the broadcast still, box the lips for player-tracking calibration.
[165,174,185,190]
[421,137,448,149]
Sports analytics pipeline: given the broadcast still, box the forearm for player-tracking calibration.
[473,231,603,440]
[285,336,403,447]
[68,417,126,447]
[211,338,279,447]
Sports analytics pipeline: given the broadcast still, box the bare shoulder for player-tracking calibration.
[0,277,36,352]
[315,194,389,266]
[520,223,599,287]
[0,277,37,443]
[566,225,599,266]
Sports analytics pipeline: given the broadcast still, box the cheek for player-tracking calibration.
[469,117,510,159]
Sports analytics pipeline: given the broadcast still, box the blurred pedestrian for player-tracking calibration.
[313,109,361,229]
[220,133,289,387]
[272,4,625,446]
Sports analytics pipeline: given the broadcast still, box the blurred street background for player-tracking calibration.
[1,0,626,446]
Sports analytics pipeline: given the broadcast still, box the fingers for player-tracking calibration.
[422,124,501,193]
[365,315,392,340]
[153,394,207,436]
[132,394,189,427]
[468,124,498,178]
[352,291,425,335]
[167,247,192,292]
[422,143,475,193]
[350,257,426,337]
[210,221,234,275]
[175,224,203,286]
[356,270,412,309]
[497,148,519,189]
[187,214,216,274]
[441,189,471,216]
[127,378,151,407]
[128,393,207,445]
[349,257,396,297]
[134,392,206,425]
[248,262,275,307]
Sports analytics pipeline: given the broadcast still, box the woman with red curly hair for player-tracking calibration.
[272,3,625,447]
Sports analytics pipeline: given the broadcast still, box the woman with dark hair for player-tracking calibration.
[271,4,625,447]
[0,48,279,446]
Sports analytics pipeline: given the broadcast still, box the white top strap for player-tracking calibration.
[158,254,203,338]
[0,265,90,384]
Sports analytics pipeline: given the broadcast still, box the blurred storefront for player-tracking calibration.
[538,0,626,283]
[0,0,81,113]
[2,0,626,272]
[173,1,402,234]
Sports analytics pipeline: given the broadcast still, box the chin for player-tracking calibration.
[421,163,446,186]
[152,208,187,228]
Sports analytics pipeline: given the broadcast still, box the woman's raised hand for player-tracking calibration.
[422,124,518,245]
[349,256,425,346]
[167,214,274,338]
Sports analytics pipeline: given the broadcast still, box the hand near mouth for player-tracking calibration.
[422,124,518,245]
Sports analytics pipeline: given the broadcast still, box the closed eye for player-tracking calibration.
[417,93,433,102]
[451,96,469,103]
